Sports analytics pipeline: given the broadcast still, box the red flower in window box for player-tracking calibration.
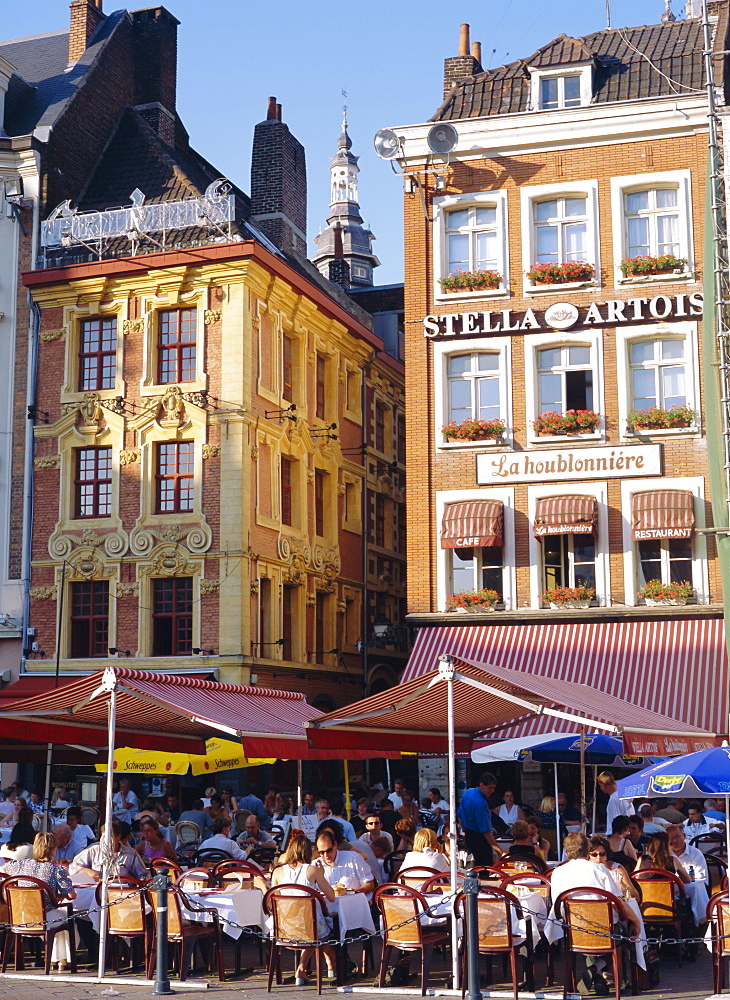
[526,261,594,285]
[532,410,600,436]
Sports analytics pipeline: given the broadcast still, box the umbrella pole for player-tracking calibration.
[591,765,597,834]
[344,759,351,820]
[42,742,52,833]
[580,726,587,832]
[553,762,559,836]
[297,758,303,826]
[97,677,117,979]
[441,656,459,990]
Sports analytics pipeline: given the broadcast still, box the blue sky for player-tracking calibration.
[6,1,687,283]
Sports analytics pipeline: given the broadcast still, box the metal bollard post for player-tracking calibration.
[464,872,481,1000]
[153,866,175,995]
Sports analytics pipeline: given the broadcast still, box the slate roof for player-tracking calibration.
[433,18,711,121]
[0,13,124,137]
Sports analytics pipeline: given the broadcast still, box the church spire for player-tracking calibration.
[311,104,380,289]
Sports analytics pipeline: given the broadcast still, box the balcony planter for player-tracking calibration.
[439,269,502,293]
[638,580,694,606]
[446,588,500,613]
[627,405,695,431]
[526,261,594,285]
[442,418,506,442]
[541,585,595,610]
[532,410,601,436]
[619,254,688,277]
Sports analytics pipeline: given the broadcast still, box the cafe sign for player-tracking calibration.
[476,443,662,485]
[423,292,703,339]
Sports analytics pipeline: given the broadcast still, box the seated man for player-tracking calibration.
[627,815,650,855]
[667,824,707,882]
[315,798,358,844]
[358,814,394,853]
[63,807,95,860]
[506,820,548,872]
[314,829,375,897]
[70,819,147,881]
[685,801,723,850]
[178,799,214,839]
[204,815,249,860]
[112,779,139,825]
[638,803,664,834]
[238,814,276,855]
[704,798,727,825]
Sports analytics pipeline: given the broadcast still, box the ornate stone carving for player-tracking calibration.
[67,550,109,581]
[305,591,317,607]
[283,567,304,585]
[250,580,260,594]
[277,534,311,575]
[338,371,346,383]
[306,470,315,484]
[185,525,212,552]
[62,401,81,416]
[123,319,144,335]
[200,579,220,595]
[159,525,182,543]
[204,309,221,325]
[185,391,208,408]
[337,601,347,615]
[314,574,335,593]
[312,545,341,579]
[130,528,156,556]
[139,545,200,578]
[116,582,139,598]
[159,386,184,428]
[104,532,128,557]
[30,586,57,601]
[80,392,103,431]
[80,529,102,548]
[336,483,346,496]
[34,456,60,470]
[306,351,315,366]
[40,327,66,343]
[202,444,220,459]
[49,534,74,560]
[250,445,259,460]
[119,449,140,465]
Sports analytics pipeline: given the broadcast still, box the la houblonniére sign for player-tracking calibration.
[423,291,703,339]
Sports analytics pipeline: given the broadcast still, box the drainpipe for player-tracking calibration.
[20,296,41,674]
[360,350,377,701]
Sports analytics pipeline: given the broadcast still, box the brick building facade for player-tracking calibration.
[387,8,730,764]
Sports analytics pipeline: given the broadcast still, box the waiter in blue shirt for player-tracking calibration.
[457,771,505,867]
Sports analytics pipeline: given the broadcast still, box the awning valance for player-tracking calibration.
[441,500,503,549]
[631,490,695,540]
[533,495,597,537]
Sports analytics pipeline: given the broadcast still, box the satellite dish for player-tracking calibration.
[427,123,458,155]
[373,128,403,160]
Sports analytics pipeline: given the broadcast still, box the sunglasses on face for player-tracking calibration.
[589,851,607,858]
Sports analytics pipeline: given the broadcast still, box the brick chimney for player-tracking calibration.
[250,97,307,257]
[443,23,483,99]
[131,6,180,145]
[68,0,105,64]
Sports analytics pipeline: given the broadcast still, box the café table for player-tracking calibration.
[422,888,546,944]
[183,887,266,938]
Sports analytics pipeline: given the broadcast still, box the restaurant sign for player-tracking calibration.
[476,444,661,485]
[423,292,703,339]
[621,734,718,759]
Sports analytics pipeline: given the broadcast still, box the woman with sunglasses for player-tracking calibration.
[587,835,640,900]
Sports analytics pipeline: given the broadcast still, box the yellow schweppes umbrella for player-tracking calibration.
[189,737,275,775]
[95,747,190,775]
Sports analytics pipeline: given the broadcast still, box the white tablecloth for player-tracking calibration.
[685,879,710,927]
[72,884,102,932]
[421,890,545,945]
[544,893,647,971]
[183,888,265,940]
[328,891,376,942]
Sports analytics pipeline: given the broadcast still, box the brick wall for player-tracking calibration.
[250,112,307,257]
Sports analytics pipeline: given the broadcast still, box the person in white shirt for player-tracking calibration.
[314,799,358,844]
[112,779,139,825]
[358,814,394,852]
[427,787,450,816]
[597,771,632,831]
[388,780,405,811]
[667,824,707,881]
[70,820,147,881]
[401,828,450,874]
[204,816,249,861]
[684,802,722,853]
[638,803,664,834]
[314,830,375,897]
[498,789,525,825]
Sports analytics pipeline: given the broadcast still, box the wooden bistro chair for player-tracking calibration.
[95,877,149,974]
[193,848,232,868]
[373,883,450,996]
[707,890,730,993]
[691,833,726,855]
[149,858,183,879]
[420,871,468,894]
[147,884,225,982]
[175,867,216,892]
[1,875,77,975]
[212,861,267,972]
[554,886,639,1000]
[383,850,409,880]
[396,866,447,891]
[454,885,535,1000]
[248,845,278,871]
[491,855,548,876]
[706,854,729,897]
[264,884,332,995]
[632,867,687,965]
[499,872,554,985]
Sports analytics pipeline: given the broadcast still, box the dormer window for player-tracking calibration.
[540,74,581,109]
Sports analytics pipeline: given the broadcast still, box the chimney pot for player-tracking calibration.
[472,41,482,64]
[459,23,470,57]
[68,0,105,64]
[267,96,277,120]
[275,103,282,122]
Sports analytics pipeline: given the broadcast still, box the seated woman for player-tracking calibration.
[401,827,450,873]
[205,794,231,826]
[398,789,421,826]
[527,816,551,860]
[135,818,177,866]
[394,818,416,853]
[588,835,639,899]
[134,796,165,828]
[534,796,557,830]
[608,815,638,864]
[635,830,691,883]
[506,820,548,872]
[271,833,336,985]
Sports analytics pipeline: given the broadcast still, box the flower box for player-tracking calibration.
[439,269,502,293]
[627,405,695,431]
[637,579,694,604]
[619,254,688,277]
[541,585,595,609]
[442,418,506,442]
[526,261,594,285]
[446,588,500,612]
[532,410,601,436]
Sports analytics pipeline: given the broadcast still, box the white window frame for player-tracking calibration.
[620,477,708,605]
[529,63,594,111]
[520,180,599,293]
[615,321,700,440]
[434,190,509,302]
[610,170,693,285]
[433,336,512,450]
[523,329,604,446]
[528,481,609,608]
[436,487,516,611]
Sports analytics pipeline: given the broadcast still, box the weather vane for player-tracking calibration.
[342,87,348,131]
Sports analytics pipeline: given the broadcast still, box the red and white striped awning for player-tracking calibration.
[401,618,727,746]
[631,490,695,540]
[534,496,597,536]
[0,667,381,759]
[441,500,503,549]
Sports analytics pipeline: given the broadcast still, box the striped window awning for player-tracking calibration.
[631,490,695,540]
[533,496,597,537]
[441,500,503,549]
